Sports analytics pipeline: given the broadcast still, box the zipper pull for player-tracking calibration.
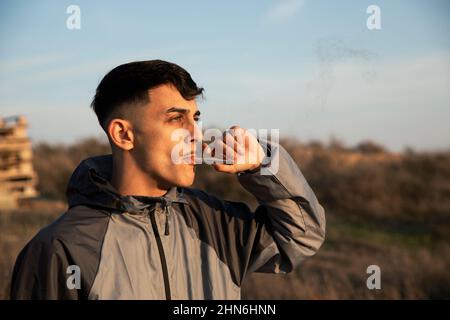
[164,204,170,236]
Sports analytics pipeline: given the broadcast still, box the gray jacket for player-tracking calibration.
[10,142,326,300]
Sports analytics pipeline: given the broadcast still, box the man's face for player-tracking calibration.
[130,84,202,189]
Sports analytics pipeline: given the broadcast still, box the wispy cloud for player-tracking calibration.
[263,0,305,22]
[0,53,67,72]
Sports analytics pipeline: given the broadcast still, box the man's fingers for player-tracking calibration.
[216,139,236,164]
[202,139,236,164]
[213,163,237,173]
[224,127,245,155]
[202,126,253,167]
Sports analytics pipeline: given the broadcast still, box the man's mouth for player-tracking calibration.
[180,149,236,165]
[181,153,198,165]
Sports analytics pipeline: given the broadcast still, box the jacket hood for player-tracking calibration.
[66,154,188,214]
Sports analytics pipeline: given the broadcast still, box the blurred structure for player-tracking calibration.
[0,116,38,210]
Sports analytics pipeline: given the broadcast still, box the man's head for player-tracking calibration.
[91,60,204,190]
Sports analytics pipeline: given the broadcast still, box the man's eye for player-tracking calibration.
[170,116,183,122]
[194,117,200,122]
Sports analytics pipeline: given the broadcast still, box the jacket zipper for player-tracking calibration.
[163,203,170,236]
[149,206,171,300]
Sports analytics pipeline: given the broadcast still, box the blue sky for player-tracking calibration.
[1,0,449,151]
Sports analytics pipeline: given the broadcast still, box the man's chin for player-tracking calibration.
[164,165,196,188]
[173,172,195,188]
[173,180,194,188]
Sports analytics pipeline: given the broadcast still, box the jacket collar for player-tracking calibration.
[66,154,188,214]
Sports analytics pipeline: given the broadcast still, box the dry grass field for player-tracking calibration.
[1,137,449,299]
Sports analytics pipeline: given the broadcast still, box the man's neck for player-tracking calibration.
[110,156,168,198]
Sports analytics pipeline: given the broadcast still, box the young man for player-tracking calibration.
[10,60,326,300]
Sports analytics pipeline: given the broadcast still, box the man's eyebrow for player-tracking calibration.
[165,107,201,116]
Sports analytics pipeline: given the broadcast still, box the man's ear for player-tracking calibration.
[107,118,134,151]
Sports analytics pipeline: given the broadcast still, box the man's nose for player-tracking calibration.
[187,120,203,143]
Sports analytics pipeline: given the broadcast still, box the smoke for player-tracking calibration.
[305,38,379,114]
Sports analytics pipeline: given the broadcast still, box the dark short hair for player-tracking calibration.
[91,59,204,129]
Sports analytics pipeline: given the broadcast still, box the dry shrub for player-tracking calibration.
[0,137,448,299]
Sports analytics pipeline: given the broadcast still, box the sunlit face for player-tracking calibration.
[130,84,202,189]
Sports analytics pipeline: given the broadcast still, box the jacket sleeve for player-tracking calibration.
[233,140,326,277]
[10,235,80,300]
[196,140,326,286]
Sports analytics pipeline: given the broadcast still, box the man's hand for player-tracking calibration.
[202,125,266,174]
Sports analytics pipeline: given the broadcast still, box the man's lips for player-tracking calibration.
[181,153,198,165]
[180,153,235,165]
